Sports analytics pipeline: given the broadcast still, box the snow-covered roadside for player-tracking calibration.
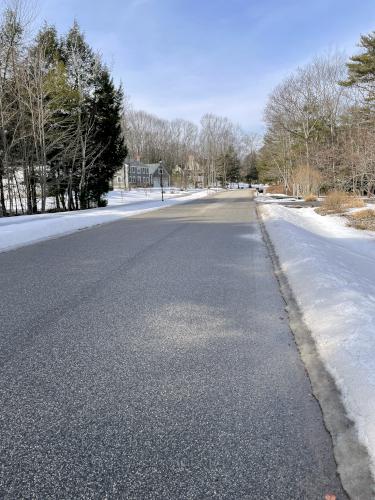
[105,187,207,206]
[258,202,375,477]
[0,188,215,253]
[256,193,300,203]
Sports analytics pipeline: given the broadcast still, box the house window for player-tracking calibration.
[117,176,122,182]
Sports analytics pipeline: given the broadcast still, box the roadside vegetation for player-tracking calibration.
[0,4,127,215]
[304,194,318,202]
[316,191,365,215]
[258,31,375,203]
[347,209,375,230]
[264,184,290,195]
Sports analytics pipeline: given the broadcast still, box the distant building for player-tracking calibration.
[112,159,170,189]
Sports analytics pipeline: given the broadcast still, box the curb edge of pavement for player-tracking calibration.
[256,202,375,500]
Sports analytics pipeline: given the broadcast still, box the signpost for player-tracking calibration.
[159,160,164,202]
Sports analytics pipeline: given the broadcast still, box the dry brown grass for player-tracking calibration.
[346,194,367,208]
[267,184,292,196]
[347,208,375,230]
[266,184,288,195]
[304,193,318,202]
[315,191,365,215]
[293,164,322,198]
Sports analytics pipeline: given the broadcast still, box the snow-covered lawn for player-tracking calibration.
[0,188,215,253]
[5,186,201,212]
[105,187,203,206]
[258,201,375,476]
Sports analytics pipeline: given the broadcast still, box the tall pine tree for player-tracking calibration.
[342,31,375,102]
[226,146,241,183]
[88,69,127,205]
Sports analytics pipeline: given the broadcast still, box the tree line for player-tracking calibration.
[124,109,258,188]
[0,2,126,216]
[259,32,375,197]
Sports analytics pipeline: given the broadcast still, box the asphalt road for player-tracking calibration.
[0,191,346,499]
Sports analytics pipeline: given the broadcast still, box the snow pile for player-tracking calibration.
[259,202,375,474]
[0,188,214,253]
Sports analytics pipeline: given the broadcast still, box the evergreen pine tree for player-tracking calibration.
[226,147,241,183]
[62,22,103,209]
[88,69,127,205]
[341,31,375,101]
[243,151,258,182]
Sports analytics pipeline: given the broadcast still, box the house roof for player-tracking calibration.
[147,164,162,175]
[127,159,147,167]
[116,160,170,177]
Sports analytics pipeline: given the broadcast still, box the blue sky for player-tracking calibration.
[38,0,375,131]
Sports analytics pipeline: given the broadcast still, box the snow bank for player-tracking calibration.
[0,189,213,253]
[259,202,375,475]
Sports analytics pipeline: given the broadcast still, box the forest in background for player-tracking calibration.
[123,109,258,189]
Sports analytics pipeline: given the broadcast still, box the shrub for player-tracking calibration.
[316,191,365,215]
[97,198,108,207]
[347,208,375,230]
[304,193,318,202]
[346,194,366,208]
[266,184,291,195]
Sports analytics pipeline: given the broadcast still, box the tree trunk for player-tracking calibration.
[60,192,66,211]
[14,173,24,214]
[74,190,79,210]
[30,165,37,213]
[0,171,6,216]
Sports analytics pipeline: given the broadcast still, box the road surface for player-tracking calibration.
[0,191,345,498]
